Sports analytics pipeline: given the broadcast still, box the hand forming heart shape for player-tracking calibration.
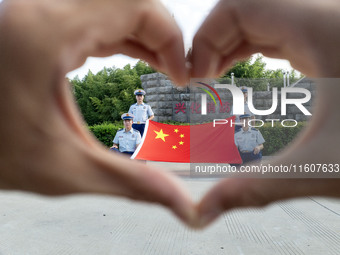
[0,0,340,229]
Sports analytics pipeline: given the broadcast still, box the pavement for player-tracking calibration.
[0,161,340,255]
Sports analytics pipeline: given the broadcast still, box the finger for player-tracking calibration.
[191,0,337,78]
[191,0,288,78]
[133,6,188,85]
[197,80,340,228]
[214,43,283,77]
[64,0,188,86]
[90,37,167,76]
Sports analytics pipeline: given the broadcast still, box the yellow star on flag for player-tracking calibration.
[180,134,185,138]
[179,141,184,145]
[174,129,179,133]
[172,145,177,149]
[154,129,169,142]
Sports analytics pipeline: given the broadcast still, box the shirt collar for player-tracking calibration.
[241,127,251,133]
[124,128,133,133]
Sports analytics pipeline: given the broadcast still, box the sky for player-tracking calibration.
[0,0,294,79]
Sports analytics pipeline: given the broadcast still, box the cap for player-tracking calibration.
[241,87,248,93]
[239,114,251,119]
[121,113,134,120]
[134,89,146,96]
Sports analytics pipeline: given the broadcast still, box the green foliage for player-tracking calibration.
[71,61,155,126]
[227,56,267,78]
[218,56,302,91]
[259,122,307,156]
[88,122,123,147]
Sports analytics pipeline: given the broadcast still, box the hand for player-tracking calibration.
[253,146,261,155]
[0,0,196,226]
[191,0,340,78]
[193,0,340,228]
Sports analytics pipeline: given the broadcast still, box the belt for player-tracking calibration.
[134,122,145,124]
[241,150,252,153]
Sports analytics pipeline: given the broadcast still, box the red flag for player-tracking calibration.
[131,118,241,163]
[132,121,190,162]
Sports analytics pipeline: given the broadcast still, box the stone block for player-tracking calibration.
[145,87,159,95]
[295,114,311,122]
[146,95,159,102]
[254,91,273,100]
[147,102,158,108]
[284,92,308,99]
[175,86,188,92]
[158,102,173,109]
[180,94,190,101]
[140,72,319,122]
[157,86,174,94]
[294,83,311,90]
[173,114,188,123]
[172,94,180,101]
[286,105,310,115]
[157,116,172,122]
[253,99,265,108]
[157,109,173,116]
[140,74,153,82]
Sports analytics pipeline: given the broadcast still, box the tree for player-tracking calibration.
[218,56,302,90]
[71,61,154,125]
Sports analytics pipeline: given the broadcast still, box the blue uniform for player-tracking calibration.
[230,102,253,132]
[112,128,141,154]
[128,103,154,136]
[234,127,265,164]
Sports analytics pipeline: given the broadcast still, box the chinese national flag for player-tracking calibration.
[131,118,241,163]
[132,121,190,162]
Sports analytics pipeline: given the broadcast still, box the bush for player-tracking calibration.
[259,121,307,156]
[88,122,123,147]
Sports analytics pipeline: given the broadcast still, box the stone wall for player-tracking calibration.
[141,73,316,123]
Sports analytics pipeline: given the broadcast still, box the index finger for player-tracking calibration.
[133,4,188,86]
[191,0,308,78]
[66,0,188,86]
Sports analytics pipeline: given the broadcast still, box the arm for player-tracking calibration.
[147,105,154,121]
[0,0,195,226]
[135,132,142,149]
[193,0,340,228]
